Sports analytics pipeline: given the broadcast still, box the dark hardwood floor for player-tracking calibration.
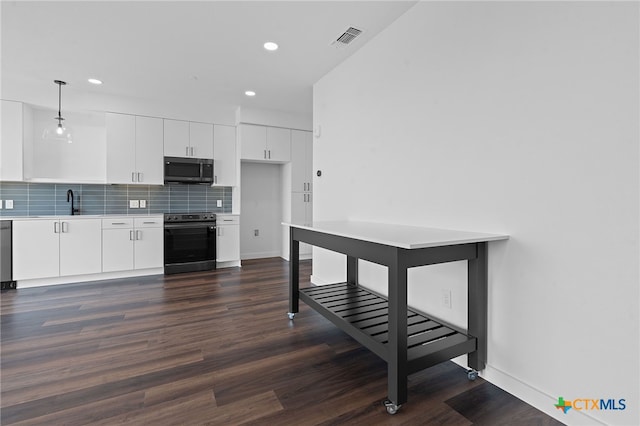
[1,258,563,425]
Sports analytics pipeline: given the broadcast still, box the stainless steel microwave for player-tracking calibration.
[164,157,214,184]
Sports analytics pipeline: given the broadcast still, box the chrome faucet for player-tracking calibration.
[66,189,79,215]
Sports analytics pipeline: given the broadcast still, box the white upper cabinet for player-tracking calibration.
[106,113,163,185]
[106,113,136,184]
[163,119,213,159]
[189,122,214,159]
[163,119,189,157]
[0,100,24,181]
[240,124,291,163]
[240,124,266,161]
[134,116,164,184]
[291,130,313,193]
[266,127,291,162]
[213,124,237,186]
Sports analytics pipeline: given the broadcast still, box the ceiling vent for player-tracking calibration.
[331,27,363,48]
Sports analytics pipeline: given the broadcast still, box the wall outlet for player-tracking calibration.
[217,200,222,208]
[442,289,452,309]
[254,229,259,237]
[129,200,139,208]
[140,200,146,208]
[5,200,13,209]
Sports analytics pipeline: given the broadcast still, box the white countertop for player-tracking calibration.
[284,221,509,249]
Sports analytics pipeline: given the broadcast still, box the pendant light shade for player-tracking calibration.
[42,80,73,143]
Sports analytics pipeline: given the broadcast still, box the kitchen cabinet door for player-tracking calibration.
[291,130,313,193]
[213,124,237,186]
[216,215,240,262]
[59,219,102,276]
[189,122,214,159]
[1,100,24,181]
[135,116,164,184]
[266,127,291,162]
[102,226,134,272]
[106,113,136,184]
[12,219,60,280]
[239,124,267,161]
[133,221,163,269]
[163,119,190,158]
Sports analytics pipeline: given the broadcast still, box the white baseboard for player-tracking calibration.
[17,268,164,289]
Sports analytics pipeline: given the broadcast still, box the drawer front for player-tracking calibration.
[134,216,163,228]
[102,218,134,229]
[217,215,239,225]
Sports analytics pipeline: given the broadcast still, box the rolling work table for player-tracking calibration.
[286,221,508,415]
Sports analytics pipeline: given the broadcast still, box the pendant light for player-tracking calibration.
[42,79,73,143]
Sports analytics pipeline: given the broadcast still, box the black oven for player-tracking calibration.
[164,213,216,274]
[164,157,214,184]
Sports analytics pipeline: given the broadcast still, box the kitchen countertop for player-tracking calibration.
[2,214,163,220]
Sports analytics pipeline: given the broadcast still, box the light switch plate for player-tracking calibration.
[5,200,13,209]
[129,200,139,208]
[140,200,147,208]
[217,200,222,207]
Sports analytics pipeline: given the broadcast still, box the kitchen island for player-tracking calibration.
[285,220,509,414]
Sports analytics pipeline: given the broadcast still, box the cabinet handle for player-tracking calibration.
[136,230,142,240]
[191,147,194,156]
[130,230,135,241]
[54,222,60,233]
[214,175,217,184]
[186,146,190,156]
[142,221,157,224]
[138,172,143,182]
[112,222,126,225]
[132,172,136,182]
[268,150,271,159]
[61,222,68,233]
[264,149,267,159]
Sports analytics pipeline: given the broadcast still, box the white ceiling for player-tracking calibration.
[2,1,417,117]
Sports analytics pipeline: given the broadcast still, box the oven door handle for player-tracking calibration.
[164,223,217,230]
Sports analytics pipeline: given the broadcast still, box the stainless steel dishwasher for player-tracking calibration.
[1,220,16,289]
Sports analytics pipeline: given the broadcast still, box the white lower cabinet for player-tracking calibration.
[59,219,102,276]
[216,215,240,262]
[13,219,61,280]
[102,218,135,272]
[133,218,163,269]
[102,216,163,272]
[13,218,102,281]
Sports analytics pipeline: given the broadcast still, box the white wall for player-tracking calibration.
[240,162,283,259]
[236,106,312,131]
[313,2,638,425]
[2,77,237,125]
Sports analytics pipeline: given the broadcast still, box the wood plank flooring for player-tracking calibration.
[1,258,563,425]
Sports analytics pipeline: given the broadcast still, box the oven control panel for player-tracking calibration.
[164,212,217,222]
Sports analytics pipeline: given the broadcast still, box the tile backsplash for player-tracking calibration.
[0,182,232,216]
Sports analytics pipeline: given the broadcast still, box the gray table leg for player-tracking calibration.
[468,242,487,370]
[387,251,408,408]
[288,230,300,318]
[347,255,358,286]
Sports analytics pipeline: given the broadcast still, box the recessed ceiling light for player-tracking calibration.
[88,78,103,85]
[263,42,278,51]
[245,91,256,97]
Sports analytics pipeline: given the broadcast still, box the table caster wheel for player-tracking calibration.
[467,369,478,381]
[287,312,295,320]
[383,399,401,415]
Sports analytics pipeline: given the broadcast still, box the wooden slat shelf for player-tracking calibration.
[300,282,477,374]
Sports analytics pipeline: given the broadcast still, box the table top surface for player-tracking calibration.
[285,221,509,249]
